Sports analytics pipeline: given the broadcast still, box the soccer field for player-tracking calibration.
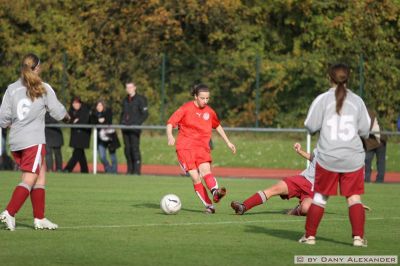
[0,172,399,266]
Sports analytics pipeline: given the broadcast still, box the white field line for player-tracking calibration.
[25,216,400,231]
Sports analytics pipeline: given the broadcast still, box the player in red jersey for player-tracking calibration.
[166,84,236,213]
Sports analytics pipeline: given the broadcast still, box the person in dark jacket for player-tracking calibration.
[63,97,91,173]
[45,112,64,172]
[363,108,387,183]
[120,81,148,175]
[0,99,6,156]
[92,100,120,174]
[1,126,6,156]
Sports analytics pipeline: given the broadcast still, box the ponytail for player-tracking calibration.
[329,63,350,115]
[334,83,346,115]
[21,53,46,101]
[191,84,209,96]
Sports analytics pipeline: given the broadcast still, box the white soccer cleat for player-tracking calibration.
[34,218,58,230]
[0,210,16,231]
[353,236,368,247]
[298,235,316,245]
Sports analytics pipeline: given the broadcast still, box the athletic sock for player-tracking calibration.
[193,183,212,206]
[30,185,46,219]
[203,173,218,192]
[6,183,31,216]
[349,203,365,238]
[305,203,325,237]
[243,191,267,211]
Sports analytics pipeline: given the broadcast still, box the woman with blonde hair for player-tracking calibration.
[0,53,69,231]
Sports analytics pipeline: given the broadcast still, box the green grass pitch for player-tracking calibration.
[0,172,399,266]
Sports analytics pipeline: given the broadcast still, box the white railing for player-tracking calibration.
[1,125,399,174]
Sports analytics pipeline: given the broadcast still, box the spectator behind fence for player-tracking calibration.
[0,99,5,156]
[92,100,120,174]
[45,112,64,172]
[63,97,91,173]
[120,81,148,175]
[397,113,400,131]
[1,126,6,156]
[0,101,16,171]
[362,108,387,183]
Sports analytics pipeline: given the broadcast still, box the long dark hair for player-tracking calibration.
[21,53,46,101]
[191,84,209,96]
[329,63,350,115]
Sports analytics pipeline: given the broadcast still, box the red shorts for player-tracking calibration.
[280,175,314,202]
[314,163,364,196]
[12,144,46,175]
[176,148,212,172]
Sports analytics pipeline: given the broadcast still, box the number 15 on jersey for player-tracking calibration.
[326,114,356,141]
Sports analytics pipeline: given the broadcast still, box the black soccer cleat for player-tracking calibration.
[230,201,246,215]
[212,187,227,203]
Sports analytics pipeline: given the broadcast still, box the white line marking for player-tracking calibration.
[30,216,400,230]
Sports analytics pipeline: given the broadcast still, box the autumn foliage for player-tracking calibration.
[0,0,399,128]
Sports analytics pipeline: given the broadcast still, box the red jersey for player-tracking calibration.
[167,101,220,151]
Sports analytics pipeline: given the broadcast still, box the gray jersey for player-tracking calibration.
[0,79,67,151]
[300,149,318,188]
[304,88,370,172]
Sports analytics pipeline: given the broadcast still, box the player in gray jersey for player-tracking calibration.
[299,63,370,247]
[231,143,317,216]
[0,53,69,231]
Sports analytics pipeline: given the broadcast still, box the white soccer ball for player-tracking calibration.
[160,194,182,214]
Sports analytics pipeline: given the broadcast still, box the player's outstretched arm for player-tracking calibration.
[215,125,236,154]
[294,143,311,161]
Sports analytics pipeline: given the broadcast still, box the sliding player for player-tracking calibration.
[231,143,315,216]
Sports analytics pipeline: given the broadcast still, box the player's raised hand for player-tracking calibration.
[294,142,301,152]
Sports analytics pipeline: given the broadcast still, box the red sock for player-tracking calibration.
[6,184,31,216]
[349,203,365,238]
[30,187,45,219]
[203,174,217,192]
[305,203,325,237]
[194,183,212,206]
[243,191,267,211]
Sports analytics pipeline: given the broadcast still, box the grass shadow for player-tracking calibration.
[131,202,203,214]
[242,210,290,215]
[16,222,34,229]
[131,203,160,209]
[236,209,337,216]
[181,208,204,213]
[245,225,350,246]
[0,222,33,230]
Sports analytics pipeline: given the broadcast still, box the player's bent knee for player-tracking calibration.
[312,193,329,208]
[346,194,362,206]
[300,199,313,215]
